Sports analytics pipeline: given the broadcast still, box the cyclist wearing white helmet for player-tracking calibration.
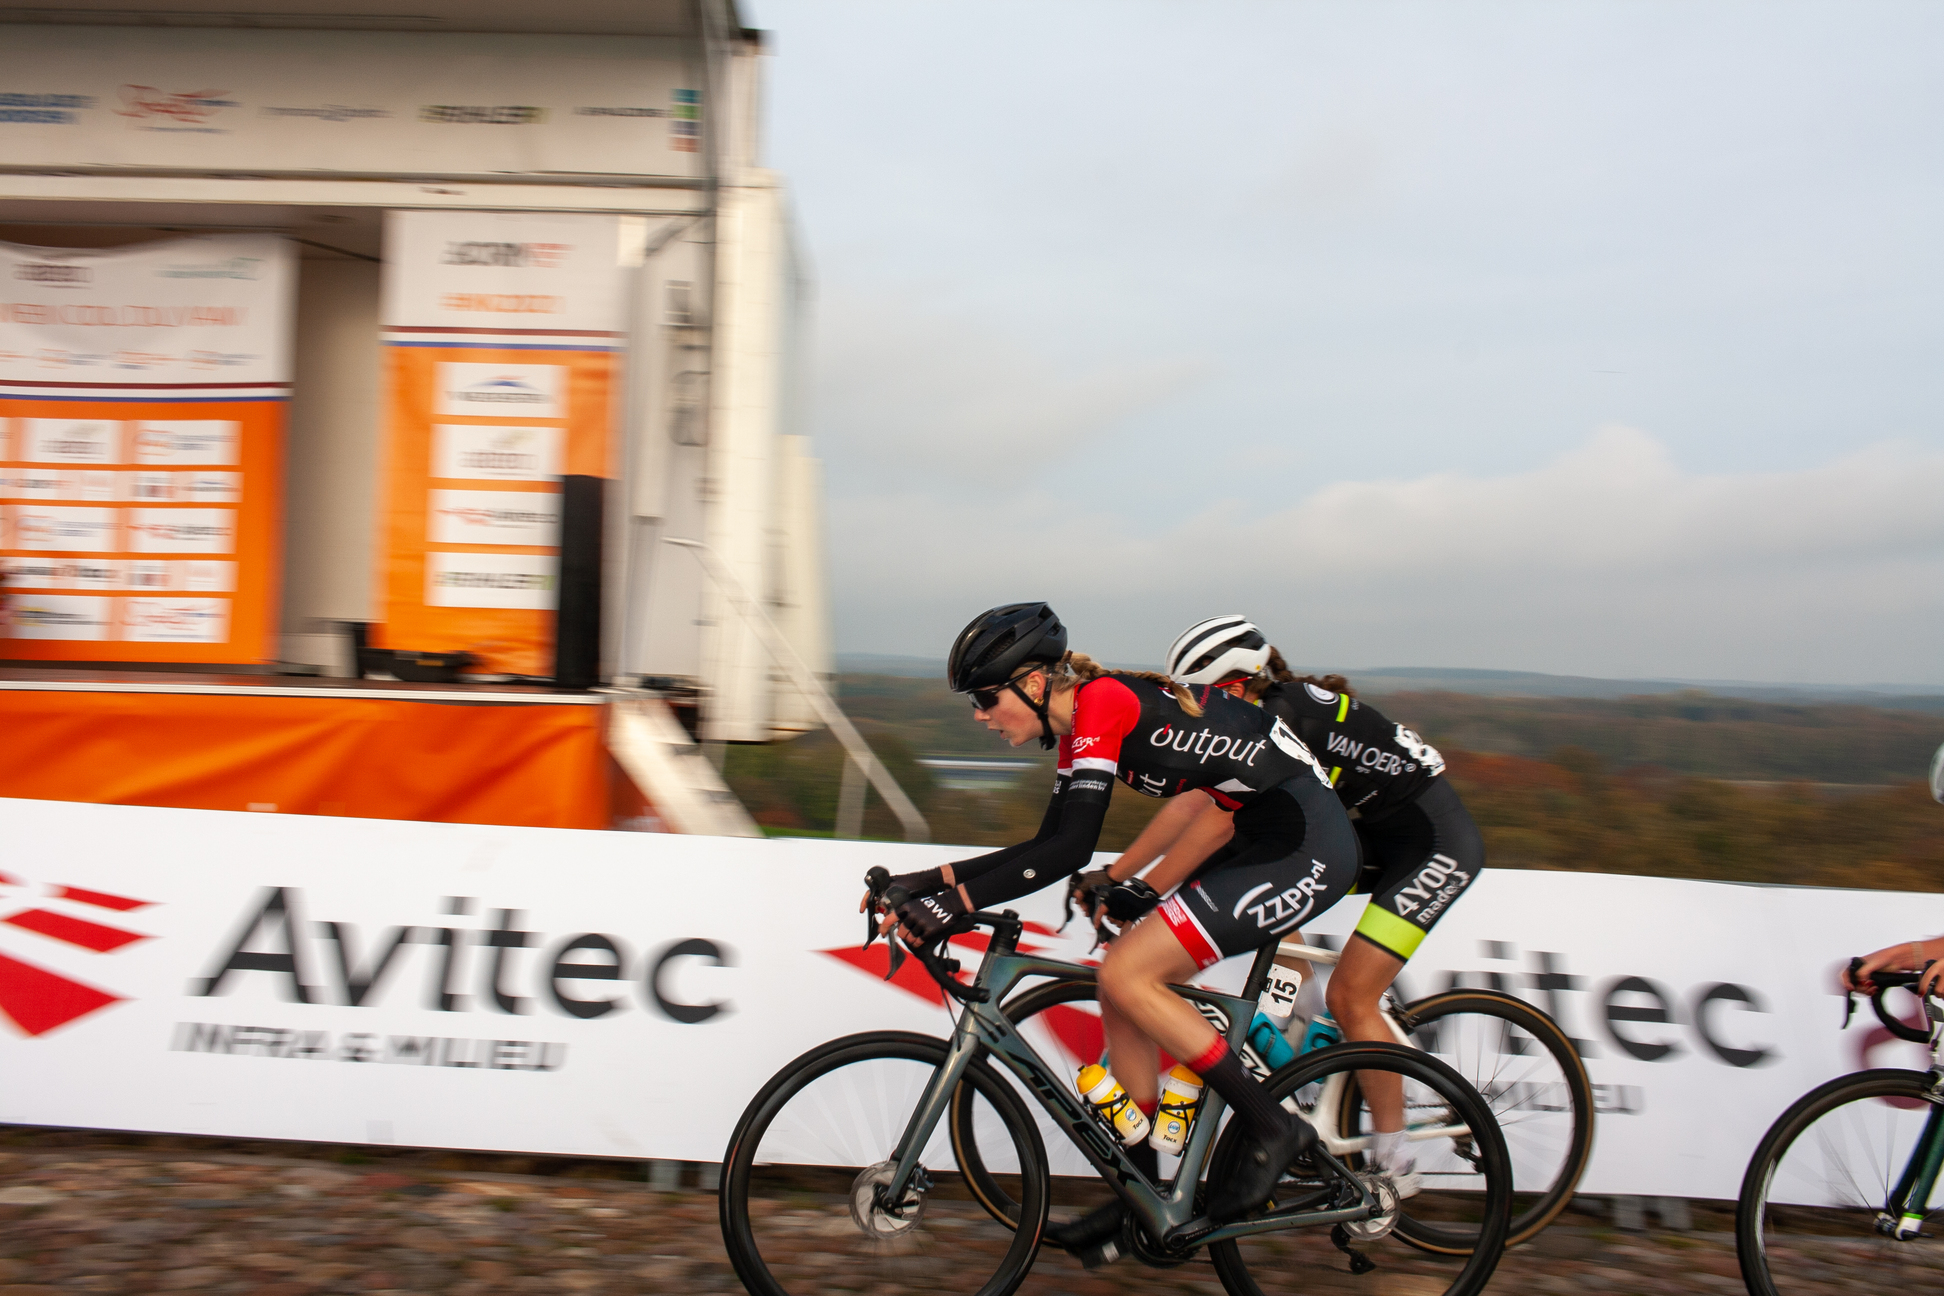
[1074,614,1484,1192]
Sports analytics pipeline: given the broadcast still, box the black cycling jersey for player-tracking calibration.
[951,673,1338,910]
[1257,680,1445,819]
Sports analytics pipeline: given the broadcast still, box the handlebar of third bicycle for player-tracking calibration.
[862,866,1021,1006]
[1846,957,1942,1043]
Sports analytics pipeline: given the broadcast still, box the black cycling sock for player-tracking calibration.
[1195,1038,1291,1142]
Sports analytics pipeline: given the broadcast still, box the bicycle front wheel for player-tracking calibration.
[720,1031,1050,1296]
[1737,1068,1944,1296]
[1209,1041,1512,1296]
[1387,989,1595,1250]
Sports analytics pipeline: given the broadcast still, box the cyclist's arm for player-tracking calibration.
[1848,935,1944,996]
[957,782,1111,910]
[867,773,1070,913]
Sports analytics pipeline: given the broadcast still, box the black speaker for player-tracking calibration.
[554,475,606,690]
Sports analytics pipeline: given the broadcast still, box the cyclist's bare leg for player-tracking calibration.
[1326,935,1407,1132]
[1097,914,1223,1068]
[1099,995,1161,1109]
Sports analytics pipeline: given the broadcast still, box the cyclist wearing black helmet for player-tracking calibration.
[877,603,1362,1258]
[1085,614,1484,1193]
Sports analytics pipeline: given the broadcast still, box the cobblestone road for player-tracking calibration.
[0,1134,1937,1294]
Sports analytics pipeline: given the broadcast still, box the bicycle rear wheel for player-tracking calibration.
[1737,1068,1944,1296]
[721,1031,1050,1296]
[1209,1041,1512,1296]
[1379,989,1594,1250]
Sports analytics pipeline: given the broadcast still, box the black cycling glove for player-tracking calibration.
[1103,878,1161,923]
[889,867,946,898]
[895,888,970,947]
[1064,868,1114,924]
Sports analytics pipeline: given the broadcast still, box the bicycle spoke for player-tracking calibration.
[725,1036,1046,1296]
[1740,1071,1944,1296]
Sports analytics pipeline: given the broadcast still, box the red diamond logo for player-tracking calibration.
[0,875,153,1038]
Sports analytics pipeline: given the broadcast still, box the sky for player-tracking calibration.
[744,0,1944,684]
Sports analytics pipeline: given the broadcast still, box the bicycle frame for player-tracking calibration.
[1274,941,1473,1161]
[874,929,1381,1251]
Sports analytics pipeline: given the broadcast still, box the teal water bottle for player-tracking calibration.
[1300,1011,1341,1055]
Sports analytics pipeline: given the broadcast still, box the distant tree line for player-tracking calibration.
[719,675,1944,893]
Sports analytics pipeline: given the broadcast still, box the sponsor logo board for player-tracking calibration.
[114,85,239,131]
[0,92,95,126]
[122,596,229,643]
[2,469,115,501]
[2,557,122,590]
[9,505,118,552]
[430,425,562,482]
[6,593,111,639]
[131,422,240,465]
[126,508,236,555]
[425,552,558,610]
[434,364,565,419]
[427,490,560,548]
[20,419,119,464]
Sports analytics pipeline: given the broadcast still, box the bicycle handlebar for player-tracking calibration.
[861,867,1020,1006]
[1845,957,1940,1043]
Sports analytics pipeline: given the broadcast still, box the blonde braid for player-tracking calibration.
[1046,650,1204,718]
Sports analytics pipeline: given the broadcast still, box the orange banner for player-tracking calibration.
[0,688,627,829]
[374,345,615,677]
[0,399,284,662]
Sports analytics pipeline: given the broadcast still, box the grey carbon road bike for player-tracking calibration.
[1735,963,1944,1296]
[719,869,1512,1296]
[951,936,1594,1254]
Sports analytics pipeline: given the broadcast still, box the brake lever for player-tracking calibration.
[863,867,892,951]
[1843,956,1862,1029]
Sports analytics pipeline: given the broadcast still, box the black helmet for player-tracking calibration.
[947,602,1068,693]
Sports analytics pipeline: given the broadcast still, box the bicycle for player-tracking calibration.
[1735,960,1944,1296]
[719,868,1513,1296]
[950,935,1593,1255]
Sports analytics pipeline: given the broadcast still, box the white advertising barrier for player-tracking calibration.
[2,795,1941,1202]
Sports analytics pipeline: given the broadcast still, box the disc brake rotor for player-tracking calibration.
[1340,1172,1401,1242]
[848,1161,929,1239]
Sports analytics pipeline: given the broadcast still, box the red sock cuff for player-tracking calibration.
[1187,1037,1229,1075]
[1135,1098,1158,1117]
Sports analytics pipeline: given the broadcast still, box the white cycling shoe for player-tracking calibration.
[1375,1154,1421,1200]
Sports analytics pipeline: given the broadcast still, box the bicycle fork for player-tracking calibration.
[1880,1101,1944,1240]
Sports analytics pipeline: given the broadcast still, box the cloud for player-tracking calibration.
[828,428,1944,684]
[808,291,1212,483]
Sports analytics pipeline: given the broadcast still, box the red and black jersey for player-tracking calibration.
[952,673,1332,910]
[1256,680,1445,819]
[1056,674,1330,810]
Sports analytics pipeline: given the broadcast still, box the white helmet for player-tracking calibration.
[1166,615,1271,686]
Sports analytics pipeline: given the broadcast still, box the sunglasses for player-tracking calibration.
[968,673,1036,712]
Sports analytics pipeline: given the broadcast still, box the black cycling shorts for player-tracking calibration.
[1347,777,1484,961]
[1158,774,1360,970]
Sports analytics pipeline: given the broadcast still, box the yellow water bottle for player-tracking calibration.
[1149,1065,1205,1156]
[1076,1063,1150,1145]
